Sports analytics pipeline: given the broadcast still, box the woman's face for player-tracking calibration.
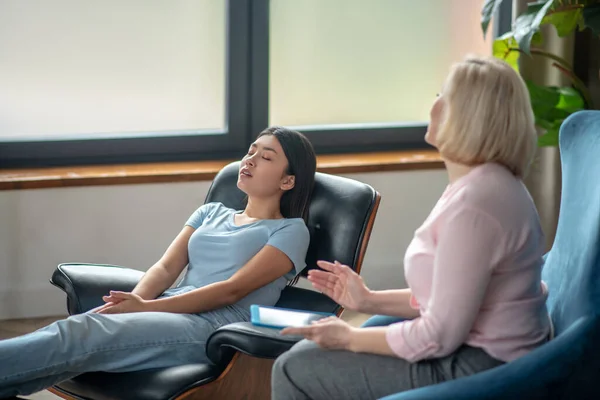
[237,134,295,197]
[425,93,445,147]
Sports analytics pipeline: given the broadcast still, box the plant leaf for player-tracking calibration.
[537,120,562,147]
[543,9,583,36]
[583,3,600,36]
[493,36,520,71]
[481,0,506,38]
[555,87,586,113]
[535,117,555,131]
[531,31,544,45]
[527,81,585,119]
[513,0,555,54]
[527,80,562,120]
[526,80,586,147]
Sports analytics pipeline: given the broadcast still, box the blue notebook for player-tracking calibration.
[250,305,336,329]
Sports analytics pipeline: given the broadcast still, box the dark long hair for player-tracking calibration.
[257,126,316,223]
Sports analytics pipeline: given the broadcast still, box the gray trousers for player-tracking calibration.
[271,339,505,400]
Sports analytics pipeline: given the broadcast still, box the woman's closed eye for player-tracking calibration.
[247,149,271,159]
[245,153,271,162]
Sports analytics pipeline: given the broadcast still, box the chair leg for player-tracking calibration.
[177,353,274,400]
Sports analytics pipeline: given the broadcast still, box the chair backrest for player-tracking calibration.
[542,110,600,336]
[204,161,381,314]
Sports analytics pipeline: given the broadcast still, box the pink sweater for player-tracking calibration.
[386,163,551,363]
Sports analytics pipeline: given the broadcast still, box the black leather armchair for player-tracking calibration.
[48,161,381,400]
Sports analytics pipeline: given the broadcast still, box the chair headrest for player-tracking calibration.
[204,161,379,276]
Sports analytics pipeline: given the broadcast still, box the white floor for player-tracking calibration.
[23,392,61,400]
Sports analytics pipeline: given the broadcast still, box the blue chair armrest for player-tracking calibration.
[380,315,600,400]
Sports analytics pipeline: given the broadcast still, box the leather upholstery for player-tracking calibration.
[380,111,600,399]
[206,322,303,363]
[51,264,144,315]
[50,161,379,400]
[203,287,339,367]
[53,364,218,400]
[205,161,379,274]
[274,285,338,313]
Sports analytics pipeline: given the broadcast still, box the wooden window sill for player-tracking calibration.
[0,150,443,191]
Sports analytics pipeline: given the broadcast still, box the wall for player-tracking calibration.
[0,169,447,320]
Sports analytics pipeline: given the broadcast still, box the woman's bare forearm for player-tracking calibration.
[147,280,237,314]
[362,289,420,318]
[131,263,178,300]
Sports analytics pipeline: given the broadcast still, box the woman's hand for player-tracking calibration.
[89,290,126,313]
[281,317,355,350]
[308,260,371,312]
[96,291,149,314]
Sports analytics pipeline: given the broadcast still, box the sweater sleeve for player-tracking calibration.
[386,206,504,362]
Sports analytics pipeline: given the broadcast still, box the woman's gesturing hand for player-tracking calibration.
[308,260,371,313]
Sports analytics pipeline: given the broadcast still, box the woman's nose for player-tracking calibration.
[246,157,255,167]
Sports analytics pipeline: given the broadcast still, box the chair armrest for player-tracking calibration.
[379,315,600,400]
[204,286,340,366]
[50,263,144,315]
[206,322,302,366]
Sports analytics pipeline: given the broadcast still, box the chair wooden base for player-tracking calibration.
[47,352,274,400]
[47,387,78,400]
[178,353,274,400]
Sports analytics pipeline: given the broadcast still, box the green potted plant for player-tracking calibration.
[481,0,600,146]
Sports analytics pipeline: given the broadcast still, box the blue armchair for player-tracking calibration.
[378,110,600,400]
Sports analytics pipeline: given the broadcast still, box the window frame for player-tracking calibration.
[251,0,513,155]
[0,0,513,168]
[0,0,251,168]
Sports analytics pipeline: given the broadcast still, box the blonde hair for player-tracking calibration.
[435,55,537,178]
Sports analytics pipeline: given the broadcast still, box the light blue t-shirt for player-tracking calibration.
[177,202,310,310]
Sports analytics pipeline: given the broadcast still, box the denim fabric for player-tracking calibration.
[361,315,406,328]
[0,286,249,397]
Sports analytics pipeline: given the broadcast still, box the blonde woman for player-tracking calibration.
[271,56,551,400]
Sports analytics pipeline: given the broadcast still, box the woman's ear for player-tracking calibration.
[280,175,295,191]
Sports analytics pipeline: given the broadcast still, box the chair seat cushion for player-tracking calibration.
[53,363,221,400]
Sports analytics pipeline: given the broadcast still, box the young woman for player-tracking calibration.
[0,126,317,398]
[271,56,551,400]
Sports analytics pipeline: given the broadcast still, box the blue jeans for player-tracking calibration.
[0,286,249,397]
[361,315,406,328]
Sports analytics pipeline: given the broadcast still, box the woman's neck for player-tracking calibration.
[444,159,476,184]
[243,197,283,220]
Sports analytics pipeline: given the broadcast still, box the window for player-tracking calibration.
[0,0,510,168]
[1,0,225,138]
[267,0,499,152]
[0,0,249,168]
